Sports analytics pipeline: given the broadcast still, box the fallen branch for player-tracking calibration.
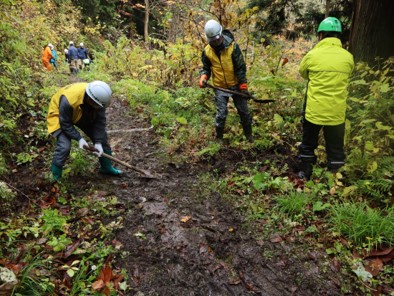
[107,126,153,134]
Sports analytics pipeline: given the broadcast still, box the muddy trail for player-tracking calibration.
[5,94,349,296]
[80,97,346,296]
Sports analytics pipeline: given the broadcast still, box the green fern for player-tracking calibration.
[355,178,392,204]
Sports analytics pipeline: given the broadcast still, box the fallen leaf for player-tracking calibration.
[270,233,283,243]
[112,274,124,289]
[180,216,191,223]
[112,239,124,250]
[101,264,112,285]
[366,247,394,257]
[92,278,105,290]
[330,257,340,273]
[364,258,384,277]
[64,239,81,257]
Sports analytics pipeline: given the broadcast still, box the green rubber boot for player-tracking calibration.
[51,163,63,180]
[99,150,123,176]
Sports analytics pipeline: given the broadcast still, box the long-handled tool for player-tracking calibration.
[85,145,157,179]
[206,83,275,103]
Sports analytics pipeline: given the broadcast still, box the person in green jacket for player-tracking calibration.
[298,17,354,180]
[199,19,253,143]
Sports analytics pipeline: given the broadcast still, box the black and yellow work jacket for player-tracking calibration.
[200,34,247,88]
[47,82,106,142]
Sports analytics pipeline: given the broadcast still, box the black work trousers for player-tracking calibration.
[299,119,345,171]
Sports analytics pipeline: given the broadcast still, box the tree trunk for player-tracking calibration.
[349,0,394,65]
[325,0,330,18]
[144,0,150,50]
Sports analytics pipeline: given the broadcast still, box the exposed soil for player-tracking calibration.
[5,94,355,295]
[93,98,347,296]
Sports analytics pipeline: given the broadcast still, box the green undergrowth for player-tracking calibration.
[0,184,128,295]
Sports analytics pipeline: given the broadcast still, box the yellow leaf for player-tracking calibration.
[368,161,378,173]
[342,185,357,197]
[180,216,191,223]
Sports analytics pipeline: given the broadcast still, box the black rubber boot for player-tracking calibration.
[216,127,224,142]
[298,161,313,180]
[242,124,254,143]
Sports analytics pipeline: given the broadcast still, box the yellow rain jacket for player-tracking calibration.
[299,37,354,125]
[47,83,87,134]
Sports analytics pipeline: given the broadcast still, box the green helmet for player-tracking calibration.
[317,17,342,33]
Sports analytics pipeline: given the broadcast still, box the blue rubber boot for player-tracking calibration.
[99,150,123,176]
[51,163,63,180]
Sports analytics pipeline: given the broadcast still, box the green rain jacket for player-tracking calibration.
[299,37,354,125]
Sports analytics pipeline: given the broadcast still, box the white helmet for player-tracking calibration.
[69,41,74,45]
[86,81,112,108]
[80,42,84,47]
[204,20,222,42]
[48,43,54,49]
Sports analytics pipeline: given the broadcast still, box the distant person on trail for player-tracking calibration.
[48,44,58,69]
[41,44,54,71]
[199,19,253,143]
[47,81,123,180]
[64,48,69,63]
[298,17,354,180]
[67,41,79,73]
[77,42,89,70]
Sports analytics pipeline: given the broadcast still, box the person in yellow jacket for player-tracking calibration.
[47,81,122,180]
[298,17,354,180]
[199,19,253,143]
[41,44,54,71]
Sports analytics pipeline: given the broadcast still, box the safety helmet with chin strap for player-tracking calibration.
[317,17,342,33]
[86,81,112,108]
[204,20,223,42]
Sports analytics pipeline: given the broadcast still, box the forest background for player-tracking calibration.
[0,0,393,295]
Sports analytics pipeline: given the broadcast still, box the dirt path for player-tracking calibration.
[91,98,344,295]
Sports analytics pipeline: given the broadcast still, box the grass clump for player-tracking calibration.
[330,202,394,250]
[275,191,312,217]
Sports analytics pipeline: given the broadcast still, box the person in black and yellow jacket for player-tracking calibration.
[199,19,253,143]
[47,81,122,180]
[298,17,354,180]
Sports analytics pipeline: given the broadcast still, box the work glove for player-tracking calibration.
[199,74,208,88]
[93,143,104,157]
[239,83,250,97]
[78,138,88,150]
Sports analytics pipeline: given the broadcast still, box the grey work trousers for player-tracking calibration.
[214,89,252,128]
[52,119,111,168]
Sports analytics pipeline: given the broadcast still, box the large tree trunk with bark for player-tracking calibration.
[349,0,394,65]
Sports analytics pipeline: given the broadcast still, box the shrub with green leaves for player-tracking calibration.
[345,59,393,183]
[0,181,15,203]
[41,209,68,235]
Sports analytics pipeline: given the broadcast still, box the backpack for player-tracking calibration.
[222,29,235,41]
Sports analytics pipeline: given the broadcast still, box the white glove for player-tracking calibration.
[93,143,103,157]
[78,138,88,149]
